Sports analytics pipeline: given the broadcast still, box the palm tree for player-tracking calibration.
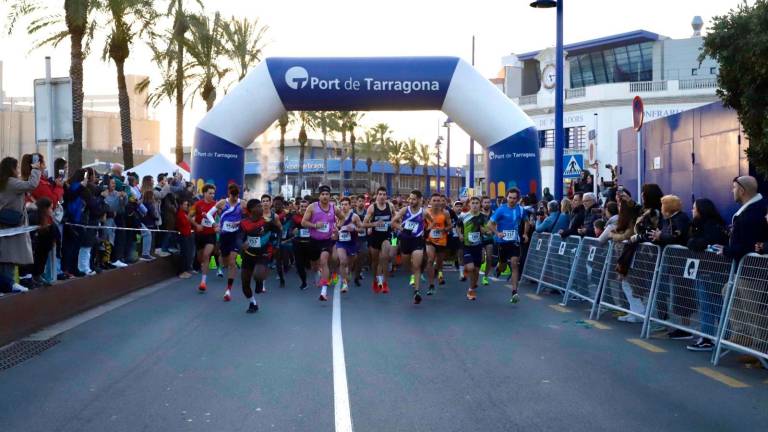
[101,0,156,168]
[221,15,268,82]
[359,130,379,191]
[307,112,338,186]
[404,138,420,192]
[372,122,391,148]
[296,111,317,191]
[416,143,433,194]
[276,112,295,180]
[385,139,406,195]
[337,111,365,194]
[185,12,229,112]
[6,0,99,171]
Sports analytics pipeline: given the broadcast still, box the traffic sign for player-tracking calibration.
[563,154,583,179]
[459,187,469,200]
[632,96,644,131]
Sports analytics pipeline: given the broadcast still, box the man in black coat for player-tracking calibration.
[559,193,584,238]
[718,176,768,260]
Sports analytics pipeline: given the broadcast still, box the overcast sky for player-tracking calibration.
[0,0,742,165]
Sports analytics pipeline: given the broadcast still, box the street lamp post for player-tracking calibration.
[530,0,564,200]
[435,136,443,194]
[444,118,453,199]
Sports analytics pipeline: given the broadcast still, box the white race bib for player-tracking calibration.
[503,230,518,242]
[339,231,352,242]
[430,229,443,239]
[317,222,330,233]
[404,221,418,232]
[201,218,213,228]
[247,236,261,249]
[375,222,389,232]
[299,228,310,238]
[357,229,367,237]
[223,221,239,232]
[468,232,481,244]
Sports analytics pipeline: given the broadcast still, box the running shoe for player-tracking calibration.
[319,293,328,301]
[409,275,415,288]
[341,281,349,294]
[331,273,339,286]
[509,291,519,304]
[179,272,192,279]
[217,268,224,278]
[438,271,445,285]
[223,289,231,302]
[381,282,390,294]
[501,267,512,277]
[467,289,477,301]
[247,303,259,314]
[413,290,422,304]
[354,277,361,287]
[198,282,207,293]
[299,282,308,290]
[482,276,489,286]
[113,260,128,268]
[427,285,435,296]
[372,280,381,294]
[480,262,486,274]
[460,274,467,282]
[140,255,155,262]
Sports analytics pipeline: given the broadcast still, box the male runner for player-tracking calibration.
[190,184,217,292]
[424,193,452,295]
[391,190,426,304]
[451,199,465,281]
[291,200,312,289]
[362,187,396,294]
[240,199,281,313]
[302,186,344,301]
[335,197,362,293]
[352,195,368,286]
[460,196,490,300]
[488,188,529,303]
[207,184,243,301]
[480,196,494,286]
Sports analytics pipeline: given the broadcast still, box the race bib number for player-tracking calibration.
[223,221,239,232]
[375,222,389,232]
[247,236,261,249]
[317,222,330,233]
[339,231,352,242]
[299,228,310,238]
[201,218,214,228]
[404,221,418,232]
[468,232,481,244]
[503,230,518,242]
[357,229,367,237]
[430,229,443,239]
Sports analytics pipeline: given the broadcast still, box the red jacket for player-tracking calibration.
[29,177,64,207]
[176,208,192,237]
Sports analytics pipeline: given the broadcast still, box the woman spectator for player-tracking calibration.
[139,175,158,261]
[686,198,729,352]
[597,201,619,245]
[611,196,642,322]
[651,195,693,339]
[77,167,105,276]
[556,198,573,233]
[62,169,87,276]
[536,200,565,233]
[103,176,128,268]
[27,197,55,286]
[0,156,41,293]
[176,199,194,278]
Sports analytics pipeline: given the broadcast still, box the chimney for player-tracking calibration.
[692,16,704,37]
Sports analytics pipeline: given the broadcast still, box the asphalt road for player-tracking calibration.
[0,267,766,432]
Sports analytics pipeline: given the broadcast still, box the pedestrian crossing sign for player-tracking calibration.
[563,154,584,179]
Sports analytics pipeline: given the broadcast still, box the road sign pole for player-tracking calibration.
[45,57,54,168]
[637,131,642,205]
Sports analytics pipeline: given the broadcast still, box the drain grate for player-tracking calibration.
[0,339,60,371]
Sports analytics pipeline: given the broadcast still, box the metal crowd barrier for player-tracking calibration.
[562,237,612,315]
[643,245,736,340]
[537,234,582,295]
[595,242,662,331]
[714,253,768,369]
[521,232,551,284]
[0,225,39,238]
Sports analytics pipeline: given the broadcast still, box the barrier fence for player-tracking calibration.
[519,235,768,367]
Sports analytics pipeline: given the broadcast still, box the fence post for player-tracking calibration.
[640,243,664,338]
[560,240,584,305]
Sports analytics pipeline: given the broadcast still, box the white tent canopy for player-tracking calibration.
[127,153,190,181]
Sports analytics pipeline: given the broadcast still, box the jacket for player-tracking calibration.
[630,208,661,244]
[561,205,585,238]
[687,218,728,252]
[723,195,768,261]
[598,214,619,245]
[655,211,691,247]
[0,168,41,265]
[581,203,601,238]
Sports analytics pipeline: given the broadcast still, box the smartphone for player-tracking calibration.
[32,154,40,165]
[58,169,65,178]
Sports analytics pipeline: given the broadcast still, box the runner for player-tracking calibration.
[190,184,217,293]
[271,196,288,287]
[488,188,528,303]
[335,197,362,294]
[480,196,494,286]
[391,190,426,304]
[291,200,312,289]
[460,196,490,300]
[362,187,396,294]
[240,199,282,313]
[352,195,368,286]
[451,199,465,281]
[301,186,343,301]
[424,193,452,295]
[206,184,243,301]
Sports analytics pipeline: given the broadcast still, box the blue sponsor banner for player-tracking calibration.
[266,57,458,111]
[563,154,584,179]
[486,127,541,198]
[192,128,245,198]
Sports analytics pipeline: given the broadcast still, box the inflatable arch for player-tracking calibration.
[192,57,540,198]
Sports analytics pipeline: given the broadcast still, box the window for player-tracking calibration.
[710,67,717,75]
[565,126,587,150]
[539,129,555,148]
[568,41,655,88]
[691,68,698,76]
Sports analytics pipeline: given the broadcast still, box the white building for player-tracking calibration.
[469,18,720,195]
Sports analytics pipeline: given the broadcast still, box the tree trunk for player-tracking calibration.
[175,33,184,164]
[395,167,401,195]
[423,167,428,194]
[339,130,347,194]
[350,131,357,193]
[279,126,286,178]
[203,80,215,112]
[298,125,307,192]
[115,59,134,168]
[366,159,373,192]
[66,0,86,172]
[322,129,328,186]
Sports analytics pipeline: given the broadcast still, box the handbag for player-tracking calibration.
[615,242,639,277]
[0,207,23,227]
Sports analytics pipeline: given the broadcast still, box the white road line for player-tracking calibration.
[332,283,354,432]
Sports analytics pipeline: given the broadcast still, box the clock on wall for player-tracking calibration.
[541,64,556,89]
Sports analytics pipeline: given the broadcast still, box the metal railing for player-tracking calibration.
[565,87,586,99]
[537,234,581,295]
[522,232,551,284]
[629,81,668,92]
[518,94,538,106]
[563,237,612,314]
[679,78,718,90]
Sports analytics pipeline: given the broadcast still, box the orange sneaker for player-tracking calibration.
[372,279,381,294]
[381,281,390,294]
[198,282,207,293]
[466,289,477,301]
[223,289,231,302]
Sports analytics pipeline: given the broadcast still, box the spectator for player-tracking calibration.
[593,219,606,237]
[542,187,554,203]
[610,196,642,322]
[557,198,573,233]
[176,199,194,279]
[535,200,564,233]
[686,198,729,352]
[103,176,128,268]
[577,192,601,237]
[139,175,158,261]
[27,197,55,286]
[597,201,619,245]
[0,156,41,293]
[559,193,584,238]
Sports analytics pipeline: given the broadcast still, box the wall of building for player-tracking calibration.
[661,37,719,80]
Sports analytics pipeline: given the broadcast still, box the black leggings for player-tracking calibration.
[241,252,268,298]
[293,240,311,284]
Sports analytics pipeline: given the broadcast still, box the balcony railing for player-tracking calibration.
[629,81,668,92]
[518,94,538,105]
[565,87,586,99]
[679,77,718,90]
